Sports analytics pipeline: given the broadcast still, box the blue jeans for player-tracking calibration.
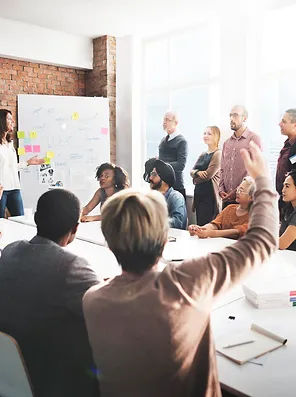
[0,189,24,218]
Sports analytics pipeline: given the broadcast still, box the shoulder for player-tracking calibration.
[288,209,296,225]
[175,134,188,145]
[223,204,237,214]
[212,149,222,159]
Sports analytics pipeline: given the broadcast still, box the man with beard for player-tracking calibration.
[219,106,262,209]
[143,158,187,229]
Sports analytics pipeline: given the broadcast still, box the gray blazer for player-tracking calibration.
[0,235,100,397]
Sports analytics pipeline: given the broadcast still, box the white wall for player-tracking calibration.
[0,17,93,69]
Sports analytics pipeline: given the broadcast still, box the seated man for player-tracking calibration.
[143,158,187,229]
[0,189,100,397]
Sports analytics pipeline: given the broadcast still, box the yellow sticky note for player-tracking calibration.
[72,112,79,120]
[44,157,51,164]
[18,147,25,156]
[17,131,25,139]
[46,151,54,159]
[29,131,38,139]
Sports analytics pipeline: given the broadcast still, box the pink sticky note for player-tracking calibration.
[33,145,40,153]
[25,145,32,153]
[101,127,108,135]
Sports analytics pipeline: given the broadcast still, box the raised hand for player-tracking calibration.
[240,141,269,179]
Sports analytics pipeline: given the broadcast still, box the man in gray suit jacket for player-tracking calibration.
[0,189,100,397]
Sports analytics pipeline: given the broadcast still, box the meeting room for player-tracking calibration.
[0,0,296,396]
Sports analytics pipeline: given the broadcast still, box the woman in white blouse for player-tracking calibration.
[0,109,44,217]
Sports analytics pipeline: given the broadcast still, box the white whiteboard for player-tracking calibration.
[18,94,110,210]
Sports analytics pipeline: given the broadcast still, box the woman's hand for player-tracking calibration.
[27,156,45,165]
[188,224,203,236]
[195,228,212,238]
[81,215,97,222]
[198,171,208,179]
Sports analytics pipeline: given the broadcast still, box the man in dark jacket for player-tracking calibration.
[0,189,100,397]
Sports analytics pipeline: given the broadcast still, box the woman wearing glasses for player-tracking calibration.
[188,176,255,239]
[190,126,221,225]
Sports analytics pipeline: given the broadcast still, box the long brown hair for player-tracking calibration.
[0,109,13,144]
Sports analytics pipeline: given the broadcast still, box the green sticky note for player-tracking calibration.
[17,131,25,139]
[29,131,38,139]
[46,151,54,159]
[18,147,25,156]
[44,157,51,164]
[72,112,79,120]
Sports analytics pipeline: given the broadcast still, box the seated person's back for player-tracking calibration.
[0,190,99,397]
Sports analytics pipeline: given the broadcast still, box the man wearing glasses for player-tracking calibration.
[158,111,188,200]
[219,105,262,209]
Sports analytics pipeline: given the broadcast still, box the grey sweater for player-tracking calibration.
[159,134,188,189]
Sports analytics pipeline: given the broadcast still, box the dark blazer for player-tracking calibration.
[0,235,100,397]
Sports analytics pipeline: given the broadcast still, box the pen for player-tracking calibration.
[223,340,255,349]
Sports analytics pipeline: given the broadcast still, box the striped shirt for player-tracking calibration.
[219,128,262,193]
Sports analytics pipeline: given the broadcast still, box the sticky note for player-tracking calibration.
[44,157,51,164]
[101,127,108,135]
[18,147,25,156]
[46,151,54,159]
[17,131,25,139]
[72,112,79,120]
[24,138,31,145]
[29,131,37,139]
[33,145,40,153]
[25,145,32,153]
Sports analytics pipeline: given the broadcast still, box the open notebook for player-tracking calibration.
[216,323,287,365]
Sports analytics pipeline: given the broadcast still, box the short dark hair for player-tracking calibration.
[95,162,129,190]
[0,109,12,144]
[34,189,81,243]
[286,109,296,123]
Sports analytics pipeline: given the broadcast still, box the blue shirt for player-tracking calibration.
[164,187,187,230]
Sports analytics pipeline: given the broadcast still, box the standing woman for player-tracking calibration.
[0,109,44,218]
[279,170,296,250]
[190,126,222,225]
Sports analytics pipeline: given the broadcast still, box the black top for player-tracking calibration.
[193,152,215,196]
[159,134,188,189]
[279,207,296,251]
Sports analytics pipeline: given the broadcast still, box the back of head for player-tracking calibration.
[101,189,169,274]
[34,189,81,243]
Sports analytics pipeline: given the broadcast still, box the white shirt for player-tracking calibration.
[167,130,180,141]
[0,142,27,190]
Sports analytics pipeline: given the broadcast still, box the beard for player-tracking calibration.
[230,122,242,131]
[150,180,163,191]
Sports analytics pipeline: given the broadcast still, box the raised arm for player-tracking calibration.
[175,142,278,301]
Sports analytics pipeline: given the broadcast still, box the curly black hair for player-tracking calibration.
[95,162,130,190]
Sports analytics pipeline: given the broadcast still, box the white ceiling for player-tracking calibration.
[0,0,294,38]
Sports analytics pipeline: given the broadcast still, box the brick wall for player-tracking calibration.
[85,35,116,162]
[0,57,86,128]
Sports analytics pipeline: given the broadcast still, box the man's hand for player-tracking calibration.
[219,191,228,199]
[195,227,212,239]
[241,141,269,179]
[223,189,237,202]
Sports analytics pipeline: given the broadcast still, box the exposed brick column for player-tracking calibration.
[85,36,116,163]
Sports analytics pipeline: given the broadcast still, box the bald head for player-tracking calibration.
[163,111,179,134]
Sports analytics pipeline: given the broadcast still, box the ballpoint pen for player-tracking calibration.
[223,340,255,349]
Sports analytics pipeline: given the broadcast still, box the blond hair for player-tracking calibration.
[101,189,169,274]
[207,125,221,148]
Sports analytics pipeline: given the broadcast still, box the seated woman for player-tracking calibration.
[190,126,221,225]
[188,176,255,239]
[81,162,129,222]
[279,170,296,250]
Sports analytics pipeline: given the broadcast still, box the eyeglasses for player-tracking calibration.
[150,171,158,177]
[229,113,243,118]
[236,187,248,195]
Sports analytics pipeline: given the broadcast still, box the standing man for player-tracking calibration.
[219,105,262,209]
[276,108,296,217]
[158,111,188,200]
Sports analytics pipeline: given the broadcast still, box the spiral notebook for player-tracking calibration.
[216,323,287,365]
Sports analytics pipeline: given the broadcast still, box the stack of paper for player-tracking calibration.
[242,274,296,309]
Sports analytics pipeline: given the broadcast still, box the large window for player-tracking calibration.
[143,22,220,192]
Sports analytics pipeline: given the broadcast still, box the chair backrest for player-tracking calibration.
[0,331,34,397]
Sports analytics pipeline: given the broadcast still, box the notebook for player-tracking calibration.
[216,323,287,365]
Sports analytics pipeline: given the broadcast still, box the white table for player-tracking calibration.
[0,219,120,280]
[212,248,296,397]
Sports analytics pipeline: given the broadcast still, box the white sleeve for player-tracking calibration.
[17,161,28,171]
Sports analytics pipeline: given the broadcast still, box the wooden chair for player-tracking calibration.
[0,331,34,397]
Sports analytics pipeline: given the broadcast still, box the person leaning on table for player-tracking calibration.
[83,141,278,397]
[0,109,44,218]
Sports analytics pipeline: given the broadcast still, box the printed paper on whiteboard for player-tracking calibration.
[39,163,55,185]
